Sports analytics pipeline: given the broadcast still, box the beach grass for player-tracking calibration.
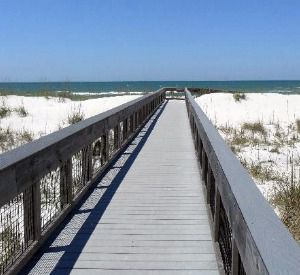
[0,99,12,118]
[0,106,11,118]
[296,119,300,134]
[0,127,34,151]
[0,90,146,101]
[272,177,300,241]
[233,93,247,102]
[14,105,29,117]
[67,105,85,125]
[242,121,267,136]
[197,92,300,241]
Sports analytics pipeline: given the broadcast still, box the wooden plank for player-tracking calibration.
[67,270,220,275]
[54,234,213,241]
[40,252,217,262]
[51,260,218,270]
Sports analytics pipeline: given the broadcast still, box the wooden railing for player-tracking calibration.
[185,88,300,274]
[0,89,165,275]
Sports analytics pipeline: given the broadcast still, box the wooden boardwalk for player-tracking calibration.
[23,101,220,275]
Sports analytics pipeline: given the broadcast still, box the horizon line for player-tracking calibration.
[0,79,300,84]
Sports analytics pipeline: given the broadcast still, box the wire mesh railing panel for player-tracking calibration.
[40,168,61,231]
[119,121,124,144]
[108,129,114,158]
[92,137,102,176]
[72,147,88,196]
[0,194,25,275]
[218,200,232,275]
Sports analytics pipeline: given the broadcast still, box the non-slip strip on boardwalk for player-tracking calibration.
[23,101,220,275]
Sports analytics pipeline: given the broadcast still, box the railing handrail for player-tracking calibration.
[185,88,300,274]
[0,89,165,208]
[0,88,165,275]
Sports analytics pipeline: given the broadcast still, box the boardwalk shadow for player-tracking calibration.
[22,102,167,274]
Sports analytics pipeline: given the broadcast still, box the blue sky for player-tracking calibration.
[0,0,300,81]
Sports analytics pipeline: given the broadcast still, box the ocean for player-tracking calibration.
[0,80,300,95]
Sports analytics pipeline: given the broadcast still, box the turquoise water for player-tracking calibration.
[0,81,300,95]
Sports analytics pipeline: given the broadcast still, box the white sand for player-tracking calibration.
[196,93,300,198]
[0,95,140,140]
[196,93,300,128]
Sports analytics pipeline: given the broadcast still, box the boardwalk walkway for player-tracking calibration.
[23,100,220,274]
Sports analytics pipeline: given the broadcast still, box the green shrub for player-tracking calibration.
[248,161,280,183]
[231,135,248,146]
[17,130,34,143]
[272,178,300,241]
[296,119,300,134]
[270,146,280,154]
[14,105,29,117]
[67,105,85,125]
[0,127,34,152]
[242,121,266,136]
[0,105,11,118]
[233,93,247,102]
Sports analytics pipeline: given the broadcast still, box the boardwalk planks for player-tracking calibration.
[23,101,220,274]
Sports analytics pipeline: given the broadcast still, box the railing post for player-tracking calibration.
[231,237,239,275]
[199,140,203,165]
[130,115,134,134]
[142,106,145,121]
[134,112,138,130]
[195,131,199,153]
[139,109,143,126]
[213,190,221,241]
[101,133,108,165]
[82,145,92,184]
[23,182,41,244]
[144,104,147,118]
[207,166,212,204]
[201,150,208,182]
[87,144,93,181]
[33,183,41,240]
[114,124,120,150]
[123,118,128,141]
[60,159,73,207]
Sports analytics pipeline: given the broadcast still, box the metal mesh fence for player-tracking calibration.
[40,168,61,231]
[218,200,232,275]
[108,129,114,158]
[72,147,88,197]
[119,121,124,144]
[92,137,102,176]
[0,194,25,274]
